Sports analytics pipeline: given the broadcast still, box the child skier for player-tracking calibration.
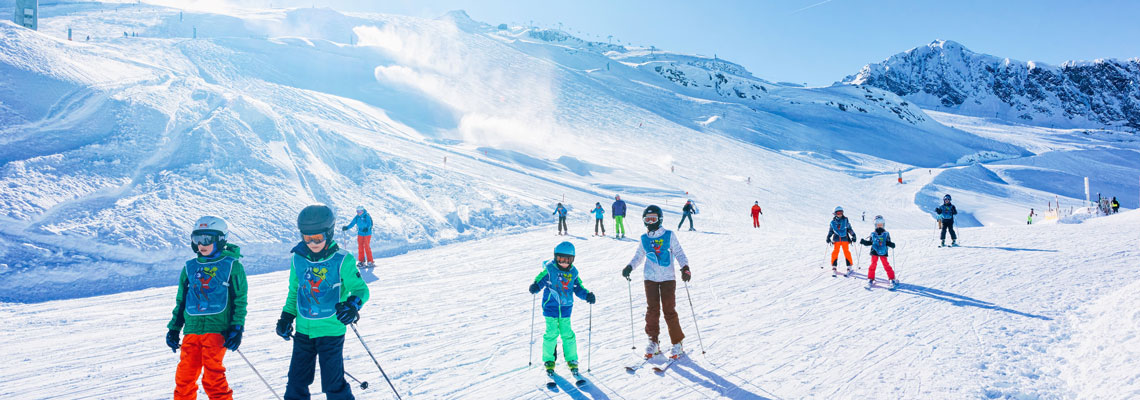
[612,195,627,239]
[342,206,374,269]
[935,194,958,246]
[553,203,568,236]
[167,216,248,400]
[592,202,606,236]
[826,206,856,276]
[859,216,898,290]
[751,201,763,228]
[622,205,691,360]
[528,241,596,377]
[276,204,370,400]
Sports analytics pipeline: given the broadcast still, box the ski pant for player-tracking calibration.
[285,333,353,400]
[678,213,694,230]
[831,241,852,266]
[752,214,760,228]
[542,316,578,364]
[940,219,957,241]
[557,216,567,233]
[614,216,625,236]
[174,333,232,400]
[356,235,373,263]
[594,218,605,235]
[868,255,895,281]
[644,280,685,345]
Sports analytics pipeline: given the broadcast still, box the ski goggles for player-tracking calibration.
[302,233,327,244]
[643,215,660,225]
[555,254,574,265]
[190,233,220,246]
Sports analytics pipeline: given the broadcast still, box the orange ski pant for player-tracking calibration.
[174,333,232,400]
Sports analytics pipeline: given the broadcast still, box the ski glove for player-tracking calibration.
[826,237,833,244]
[681,266,691,282]
[276,311,295,341]
[342,226,349,231]
[622,265,633,280]
[166,329,180,353]
[335,295,363,325]
[528,282,542,294]
[586,292,596,304]
[224,325,243,351]
[887,241,896,248]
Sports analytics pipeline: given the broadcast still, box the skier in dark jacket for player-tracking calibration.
[826,206,856,275]
[934,194,958,246]
[612,195,627,239]
[1111,197,1120,213]
[678,200,696,231]
[859,215,898,289]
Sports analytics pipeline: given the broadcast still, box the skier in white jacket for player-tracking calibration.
[622,205,691,359]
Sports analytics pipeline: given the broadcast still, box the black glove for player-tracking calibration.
[224,325,243,351]
[680,266,691,282]
[166,329,181,353]
[276,311,295,341]
[586,292,596,304]
[827,237,833,244]
[528,282,541,294]
[335,295,362,325]
[342,226,349,231]
[887,241,896,248]
[622,265,633,280]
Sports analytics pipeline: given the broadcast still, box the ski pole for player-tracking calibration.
[350,324,402,400]
[627,278,636,350]
[528,293,537,366]
[682,281,706,355]
[587,303,593,372]
[345,371,370,390]
[235,349,282,400]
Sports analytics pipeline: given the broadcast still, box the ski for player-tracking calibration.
[626,353,657,372]
[545,369,557,390]
[571,370,587,387]
[653,354,684,373]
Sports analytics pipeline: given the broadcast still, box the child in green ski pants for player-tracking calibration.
[528,241,596,373]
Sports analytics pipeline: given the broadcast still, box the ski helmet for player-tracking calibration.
[297,204,336,242]
[834,206,844,214]
[356,205,365,213]
[874,215,885,228]
[190,215,228,252]
[643,205,663,231]
[554,241,575,267]
[943,194,952,202]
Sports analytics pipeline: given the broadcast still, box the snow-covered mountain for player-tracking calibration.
[843,40,1140,132]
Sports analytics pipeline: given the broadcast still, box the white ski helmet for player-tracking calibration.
[874,215,885,227]
[192,215,229,237]
[356,205,366,213]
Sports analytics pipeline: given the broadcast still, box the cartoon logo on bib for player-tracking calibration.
[651,239,664,257]
[304,266,330,306]
[193,266,219,312]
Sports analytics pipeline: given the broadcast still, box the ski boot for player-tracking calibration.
[845,265,853,277]
[567,361,579,375]
[544,361,556,373]
[940,240,946,247]
[952,240,959,247]
[669,342,685,359]
[645,340,661,359]
[356,261,365,268]
[366,261,375,269]
[889,279,899,290]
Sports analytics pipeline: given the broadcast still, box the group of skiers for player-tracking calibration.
[554,197,700,237]
[168,205,373,400]
[825,206,899,289]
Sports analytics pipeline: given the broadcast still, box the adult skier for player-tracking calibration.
[592,202,606,236]
[678,200,696,231]
[276,204,370,400]
[342,206,374,269]
[553,203,569,236]
[935,194,958,247]
[622,205,691,360]
[1111,197,1120,213]
[1027,208,1036,225]
[612,195,627,239]
[528,242,596,379]
[167,216,248,400]
[826,206,856,276]
[751,202,763,228]
[859,215,898,290]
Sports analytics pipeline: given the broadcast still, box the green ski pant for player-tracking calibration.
[542,317,578,363]
[614,216,625,236]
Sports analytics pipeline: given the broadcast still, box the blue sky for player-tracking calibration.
[246,0,1140,86]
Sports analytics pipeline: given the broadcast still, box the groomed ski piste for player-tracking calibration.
[1,2,1138,399]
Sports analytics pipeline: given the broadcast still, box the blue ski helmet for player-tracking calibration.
[554,241,575,266]
[943,194,952,203]
[834,206,844,214]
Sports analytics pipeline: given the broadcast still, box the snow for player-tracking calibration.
[0,1,1138,398]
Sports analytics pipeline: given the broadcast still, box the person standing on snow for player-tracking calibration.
[592,202,606,236]
[1027,208,1036,225]
[751,202,763,228]
[622,205,692,360]
[826,206,856,275]
[167,216,248,400]
[935,194,959,246]
[859,216,898,289]
[342,206,374,269]
[553,203,569,236]
[1111,197,1120,213]
[276,204,370,400]
[528,242,596,376]
[612,195,627,239]
[678,200,696,231]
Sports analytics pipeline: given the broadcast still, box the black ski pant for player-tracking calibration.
[940,219,957,241]
[285,333,353,400]
[557,216,567,233]
[594,218,605,234]
[678,213,694,230]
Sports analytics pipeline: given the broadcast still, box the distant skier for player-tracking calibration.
[622,205,691,360]
[276,204,370,400]
[592,202,606,236]
[935,194,958,247]
[826,206,856,276]
[342,206,374,269]
[167,216,248,400]
[678,200,696,231]
[612,195,627,239]
[859,215,898,290]
[862,211,865,222]
[1027,208,1036,225]
[528,242,595,377]
[1111,197,1120,213]
[750,201,763,228]
[553,203,568,236]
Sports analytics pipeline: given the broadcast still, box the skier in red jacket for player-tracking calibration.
[750,202,763,228]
